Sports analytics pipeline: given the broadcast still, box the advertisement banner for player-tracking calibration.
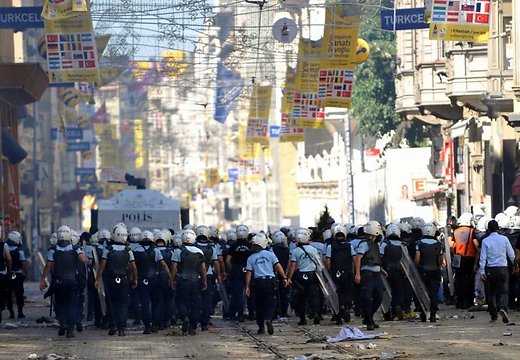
[429,0,491,42]
[44,4,100,83]
[214,61,244,124]
[291,92,325,128]
[134,119,144,169]
[321,4,361,66]
[94,124,120,168]
[246,85,272,144]
[317,68,355,108]
[280,113,304,142]
[295,38,322,93]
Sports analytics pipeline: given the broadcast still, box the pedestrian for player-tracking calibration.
[5,231,28,319]
[95,224,137,336]
[286,227,321,325]
[414,223,444,322]
[39,225,87,338]
[354,221,386,331]
[171,229,207,335]
[245,233,288,335]
[479,220,516,323]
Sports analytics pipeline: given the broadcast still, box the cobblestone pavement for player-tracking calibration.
[1,283,519,360]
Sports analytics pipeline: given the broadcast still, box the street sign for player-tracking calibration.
[74,167,96,176]
[228,168,239,182]
[51,127,83,140]
[66,142,90,152]
[381,8,429,31]
[79,174,98,185]
[269,125,281,138]
[0,6,43,29]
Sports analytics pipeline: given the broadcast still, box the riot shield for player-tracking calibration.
[217,282,230,314]
[380,273,392,314]
[442,229,455,296]
[399,244,430,315]
[37,251,50,287]
[309,252,340,315]
[92,249,107,316]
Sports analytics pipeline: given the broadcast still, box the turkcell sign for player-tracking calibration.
[228,168,239,182]
[269,125,281,138]
[381,7,428,31]
[0,6,43,29]
[51,127,83,140]
[66,142,90,152]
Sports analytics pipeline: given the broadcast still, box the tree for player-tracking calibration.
[351,0,400,137]
[316,205,335,233]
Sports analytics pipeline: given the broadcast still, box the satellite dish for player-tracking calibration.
[272,17,298,43]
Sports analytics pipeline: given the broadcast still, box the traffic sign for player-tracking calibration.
[381,8,428,31]
[66,142,90,152]
[74,167,96,176]
[0,6,43,29]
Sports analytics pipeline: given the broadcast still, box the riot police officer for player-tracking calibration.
[152,229,173,331]
[96,224,137,336]
[6,231,28,319]
[172,229,207,335]
[271,231,290,318]
[40,225,87,338]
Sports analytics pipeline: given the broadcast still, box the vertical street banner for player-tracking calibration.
[214,61,244,124]
[280,113,305,142]
[317,68,355,108]
[134,119,144,169]
[246,85,272,145]
[280,67,304,142]
[42,0,88,21]
[321,4,361,66]
[238,125,261,182]
[295,38,322,93]
[94,124,120,168]
[291,92,325,128]
[44,3,100,83]
[429,0,491,42]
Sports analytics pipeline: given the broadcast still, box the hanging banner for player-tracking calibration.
[44,4,100,83]
[42,0,87,21]
[238,125,261,182]
[280,113,304,142]
[214,61,244,124]
[317,68,355,108]
[134,119,144,169]
[429,0,491,42]
[321,4,361,66]
[246,85,272,144]
[295,38,322,93]
[291,92,325,128]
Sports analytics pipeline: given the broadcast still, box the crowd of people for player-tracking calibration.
[2,207,520,339]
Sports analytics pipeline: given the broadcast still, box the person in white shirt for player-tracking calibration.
[479,220,516,323]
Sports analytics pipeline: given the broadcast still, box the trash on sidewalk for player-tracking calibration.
[326,325,386,343]
[4,322,18,329]
[380,351,408,359]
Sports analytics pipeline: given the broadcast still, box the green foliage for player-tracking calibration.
[351,1,400,137]
[316,205,335,233]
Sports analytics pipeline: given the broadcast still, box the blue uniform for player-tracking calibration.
[7,243,27,318]
[290,244,320,323]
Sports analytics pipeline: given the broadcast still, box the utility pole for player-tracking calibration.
[344,112,355,224]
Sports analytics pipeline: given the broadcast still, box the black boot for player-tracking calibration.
[17,309,25,319]
[76,322,83,332]
[420,312,427,322]
[118,329,126,336]
[297,316,307,325]
[66,328,75,338]
[108,327,117,336]
[430,312,437,323]
[8,309,15,319]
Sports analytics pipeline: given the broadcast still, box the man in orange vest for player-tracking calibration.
[450,213,479,309]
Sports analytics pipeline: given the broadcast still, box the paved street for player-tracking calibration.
[0,283,519,360]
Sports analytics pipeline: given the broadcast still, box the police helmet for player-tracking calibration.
[141,230,154,242]
[129,227,142,243]
[399,222,412,234]
[50,232,58,246]
[90,232,98,245]
[295,227,310,244]
[183,224,194,230]
[209,225,219,238]
[98,229,111,241]
[421,223,437,238]
[113,222,127,232]
[385,223,400,238]
[8,231,22,245]
[457,212,474,227]
[349,225,362,236]
[272,231,288,247]
[236,224,249,240]
[71,230,80,245]
[322,229,332,241]
[252,233,269,249]
[509,215,520,230]
[195,225,211,239]
[57,225,72,242]
[364,221,383,237]
[504,206,519,217]
[112,224,128,244]
[172,234,182,247]
[477,216,492,232]
[152,228,162,240]
[226,229,237,242]
[156,229,171,244]
[181,229,196,245]
[332,224,347,237]
[495,212,510,229]
[411,217,425,230]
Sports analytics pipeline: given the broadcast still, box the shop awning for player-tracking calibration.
[450,117,476,138]
[0,63,48,106]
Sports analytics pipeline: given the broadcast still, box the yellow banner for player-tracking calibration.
[44,7,100,83]
[429,23,489,42]
[280,114,304,142]
[42,0,79,21]
[94,124,120,168]
[295,38,322,93]
[290,92,325,128]
[246,85,272,144]
[134,119,144,169]
[317,68,355,108]
[321,5,361,66]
